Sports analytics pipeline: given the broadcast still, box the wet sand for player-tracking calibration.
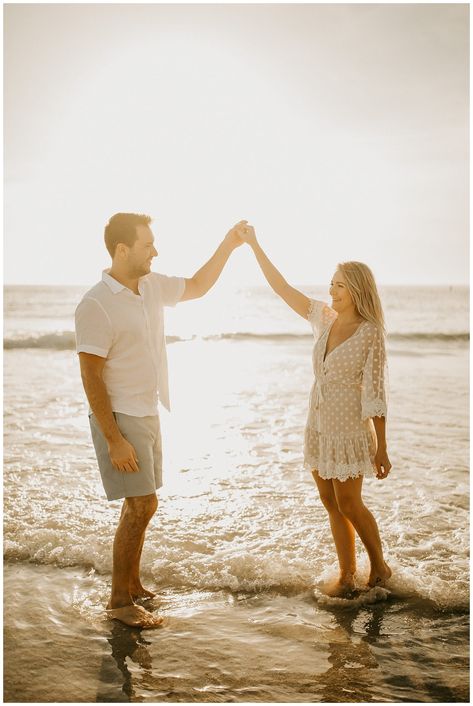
[4,561,469,703]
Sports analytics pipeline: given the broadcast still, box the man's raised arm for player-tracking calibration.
[180,220,247,301]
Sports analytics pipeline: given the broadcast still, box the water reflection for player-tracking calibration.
[96,621,153,703]
[312,601,388,702]
[94,593,469,703]
[95,596,391,703]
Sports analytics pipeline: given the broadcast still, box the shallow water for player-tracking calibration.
[3,285,470,702]
[4,339,469,603]
[4,562,469,703]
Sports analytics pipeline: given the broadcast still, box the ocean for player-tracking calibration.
[3,282,469,703]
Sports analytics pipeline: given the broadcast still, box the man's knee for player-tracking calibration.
[124,493,158,524]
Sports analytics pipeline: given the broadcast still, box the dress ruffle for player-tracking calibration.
[304,428,377,481]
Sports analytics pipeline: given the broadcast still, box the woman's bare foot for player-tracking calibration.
[130,586,156,601]
[368,561,392,588]
[321,574,357,598]
[106,603,163,628]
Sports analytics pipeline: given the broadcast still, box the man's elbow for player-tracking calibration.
[80,366,104,388]
[183,276,205,301]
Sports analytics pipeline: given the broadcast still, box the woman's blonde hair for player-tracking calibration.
[337,261,386,333]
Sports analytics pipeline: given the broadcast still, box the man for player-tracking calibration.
[75,213,246,628]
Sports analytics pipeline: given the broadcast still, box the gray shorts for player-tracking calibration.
[89,412,163,501]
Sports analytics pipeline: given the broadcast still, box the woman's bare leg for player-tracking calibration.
[333,476,391,586]
[312,470,357,594]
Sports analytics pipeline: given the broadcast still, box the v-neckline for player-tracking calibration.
[323,319,366,363]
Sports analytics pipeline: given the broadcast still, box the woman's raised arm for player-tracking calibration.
[239,224,311,319]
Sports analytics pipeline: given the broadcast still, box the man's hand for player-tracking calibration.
[107,437,140,473]
[223,220,248,250]
[236,222,258,248]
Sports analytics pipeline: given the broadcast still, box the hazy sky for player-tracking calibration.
[4,2,469,286]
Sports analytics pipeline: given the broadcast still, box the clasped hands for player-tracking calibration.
[224,220,257,250]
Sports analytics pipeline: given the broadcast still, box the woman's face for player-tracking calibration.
[329,270,354,314]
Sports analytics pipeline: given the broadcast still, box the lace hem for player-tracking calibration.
[304,455,377,482]
[361,398,387,420]
[307,299,337,336]
[303,428,377,482]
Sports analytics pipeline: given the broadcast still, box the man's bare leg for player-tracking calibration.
[129,529,157,600]
[118,502,157,600]
[107,493,162,628]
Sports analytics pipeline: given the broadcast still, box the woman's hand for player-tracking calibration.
[223,220,247,250]
[374,447,392,480]
[236,221,258,248]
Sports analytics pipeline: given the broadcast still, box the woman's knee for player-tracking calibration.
[336,495,363,519]
[313,471,340,514]
[318,493,341,514]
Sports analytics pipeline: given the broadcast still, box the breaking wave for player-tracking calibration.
[4,330,469,350]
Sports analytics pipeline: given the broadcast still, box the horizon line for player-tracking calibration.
[3,281,470,289]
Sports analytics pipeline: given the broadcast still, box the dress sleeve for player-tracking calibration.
[154,273,186,307]
[74,297,113,358]
[307,299,338,338]
[361,326,388,420]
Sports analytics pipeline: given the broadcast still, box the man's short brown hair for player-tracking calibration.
[104,213,152,257]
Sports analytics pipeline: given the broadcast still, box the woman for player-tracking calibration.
[239,223,392,596]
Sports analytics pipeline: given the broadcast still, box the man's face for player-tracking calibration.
[126,225,158,278]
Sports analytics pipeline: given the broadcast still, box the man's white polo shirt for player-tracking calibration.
[75,270,185,416]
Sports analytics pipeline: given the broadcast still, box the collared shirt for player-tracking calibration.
[75,270,185,416]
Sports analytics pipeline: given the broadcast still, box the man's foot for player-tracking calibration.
[368,561,392,588]
[130,586,156,601]
[321,575,357,598]
[106,603,163,628]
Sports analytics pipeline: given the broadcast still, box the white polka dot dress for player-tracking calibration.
[304,299,388,481]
